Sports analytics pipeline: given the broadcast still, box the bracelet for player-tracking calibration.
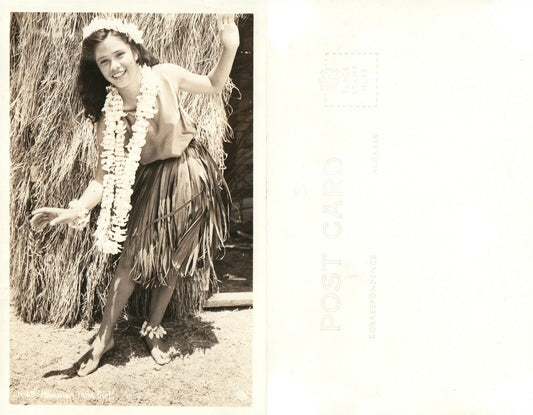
[67,199,90,230]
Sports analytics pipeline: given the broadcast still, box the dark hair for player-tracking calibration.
[76,29,160,122]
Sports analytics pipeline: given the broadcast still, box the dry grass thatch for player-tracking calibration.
[10,12,236,327]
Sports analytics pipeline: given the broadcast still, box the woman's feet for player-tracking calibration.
[140,321,173,365]
[143,335,172,365]
[77,336,115,377]
[76,321,173,375]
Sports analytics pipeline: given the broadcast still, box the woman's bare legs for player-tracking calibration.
[77,255,136,376]
[143,271,179,365]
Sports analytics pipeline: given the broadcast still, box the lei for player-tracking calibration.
[94,65,160,254]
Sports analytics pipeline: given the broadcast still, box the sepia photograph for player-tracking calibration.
[8,11,255,407]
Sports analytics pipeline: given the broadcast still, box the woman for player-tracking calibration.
[30,14,239,376]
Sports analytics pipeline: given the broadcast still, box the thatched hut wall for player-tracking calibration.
[9,12,237,326]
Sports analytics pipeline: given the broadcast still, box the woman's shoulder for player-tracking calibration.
[152,63,186,79]
[152,63,187,93]
[93,115,106,146]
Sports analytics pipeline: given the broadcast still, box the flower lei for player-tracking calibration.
[94,65,159,254]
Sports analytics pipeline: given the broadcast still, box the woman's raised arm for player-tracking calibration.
[159,14,239,95]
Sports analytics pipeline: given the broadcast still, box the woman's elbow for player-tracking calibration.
[210,85,225,95]
[206,77,226,95]
[203,84,223,95]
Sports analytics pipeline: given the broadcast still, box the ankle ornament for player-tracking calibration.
[140,321,167,339]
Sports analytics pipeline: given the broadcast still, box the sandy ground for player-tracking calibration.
[9,236,253,406]
[9,304,252,406]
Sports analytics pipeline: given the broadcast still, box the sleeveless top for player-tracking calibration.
[121,65,197,165]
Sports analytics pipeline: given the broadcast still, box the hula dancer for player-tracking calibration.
[30,15,239,376]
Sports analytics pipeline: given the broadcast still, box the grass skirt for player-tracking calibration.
[121,139,230,290]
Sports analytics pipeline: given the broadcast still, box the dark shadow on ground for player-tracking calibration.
[42,315,219,379]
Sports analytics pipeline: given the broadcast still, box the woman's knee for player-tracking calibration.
[114,254,136,284]
[117,253,134,270]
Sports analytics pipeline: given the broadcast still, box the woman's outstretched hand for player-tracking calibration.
[217,14,240,50]
[31,207,78,230]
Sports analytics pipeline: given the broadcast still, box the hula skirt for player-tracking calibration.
[121,139,230,289]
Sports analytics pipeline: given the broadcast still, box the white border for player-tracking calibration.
[0,1,266,414]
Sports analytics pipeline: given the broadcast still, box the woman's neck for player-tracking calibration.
[116,67,142,110]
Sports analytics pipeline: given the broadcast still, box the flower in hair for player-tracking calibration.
[82,17,144,44]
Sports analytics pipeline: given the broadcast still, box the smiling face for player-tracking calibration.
[94,34,140,89]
